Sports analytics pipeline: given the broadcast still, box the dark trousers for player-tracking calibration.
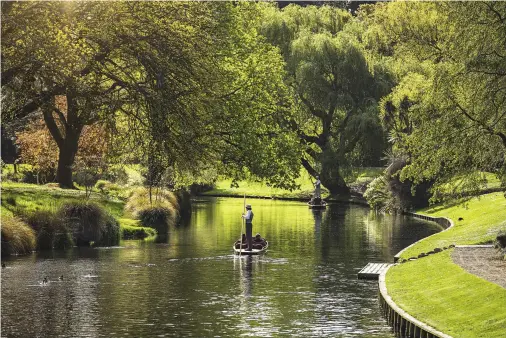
[246,222,253,251]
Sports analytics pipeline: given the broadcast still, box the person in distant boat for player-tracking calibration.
[314,176,321,199]
[242,204,254,251]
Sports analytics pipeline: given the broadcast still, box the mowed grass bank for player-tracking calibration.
[203,167,384,199]
[387,251,506,337]
[400,192,506,259]
[386,192,506,337]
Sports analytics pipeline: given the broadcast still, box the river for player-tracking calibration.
[1,197,441,337]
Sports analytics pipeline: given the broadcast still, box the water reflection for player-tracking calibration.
[1,197,442,337]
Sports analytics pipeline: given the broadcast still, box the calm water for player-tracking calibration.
[1,197,441,337]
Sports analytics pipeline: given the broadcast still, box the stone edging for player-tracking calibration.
[378,265,453,338]
[393,212,454,262]
[379,212,456,337]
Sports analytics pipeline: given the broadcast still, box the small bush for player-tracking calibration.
[57,201,119,247]
[4,196,16,206]
[120,219,157,240]
[95,180,122,197]
[24,210,73,250]
[364,176,394,212]
[95,180,110,192]
[496,230,506,249]
[1,215,36,256]
[102,167,129,185]
[138,207,174,235]
[125,187,179,219]
[95,214,120,246]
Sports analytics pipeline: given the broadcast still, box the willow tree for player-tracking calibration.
[261,5,388,195]
[365,1,506,200]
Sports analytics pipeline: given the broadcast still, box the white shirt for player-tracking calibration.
[242,210,254,223]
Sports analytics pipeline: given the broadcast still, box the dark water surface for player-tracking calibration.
[1,197,442,337]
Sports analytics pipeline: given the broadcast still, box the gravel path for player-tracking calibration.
[451,246,506,289]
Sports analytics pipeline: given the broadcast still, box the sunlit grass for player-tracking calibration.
[118,218,157,240]
[203,167,384,199]
[387,192,506,337]
[399,192,506,259]
[387,251,506,337]
[1,214,36,255]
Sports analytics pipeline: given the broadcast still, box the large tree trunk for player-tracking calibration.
[320,162,349,196]
[301,154,350,196]
[42,94,83,189]
[56,135,79,189]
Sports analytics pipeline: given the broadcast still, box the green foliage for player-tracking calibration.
[125,187,178,235]
[363,2,506,201]
[57,201,119,247]
[260,4,390,194]
[24,210,73,250]
[125,187,178,218]
[101,166,129,185]
[138,207,174,235]
[363,176,392,212]
[1,214,36,256]
[119,218,157,240]
[95,214,120,247]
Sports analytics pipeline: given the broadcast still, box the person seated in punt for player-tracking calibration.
[235,234,248,249]
[252,233,266,249]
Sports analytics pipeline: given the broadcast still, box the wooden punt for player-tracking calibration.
[308,201,327,209]
[233,241,268,255]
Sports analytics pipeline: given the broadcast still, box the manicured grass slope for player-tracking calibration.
[387,192,506,337]
[387,251,506,337]
[400,193,506,259]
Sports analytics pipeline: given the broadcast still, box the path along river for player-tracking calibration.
[1,197,442,337]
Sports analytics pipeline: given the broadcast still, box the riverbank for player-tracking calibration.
[386,192,506,337]
[201,170,378,205]
[1,182,157,255]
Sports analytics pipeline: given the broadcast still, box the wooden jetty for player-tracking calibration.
[357,263,392,280]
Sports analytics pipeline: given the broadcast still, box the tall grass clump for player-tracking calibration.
[125,187,179,234]
[58,201,119,247]
[24,210,73,250]
[1,215,36,256]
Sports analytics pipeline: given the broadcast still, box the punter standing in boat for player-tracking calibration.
[242,204,254,251]
[314,176,321,199]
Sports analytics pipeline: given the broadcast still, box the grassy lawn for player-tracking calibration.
[387,251,506,337]
[203,167,384,199]
[399,192,506,259]
[386,192,506,337]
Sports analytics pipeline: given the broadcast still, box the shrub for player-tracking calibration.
[95,214,120,246]
[120,219,157,240]
[95,180,110,192]
[364,176,394,212]
[125,187,179,235]
[102,166,129,185]
[1,215,36,256]
[496,229,506,249]
[125,187,179,219]
[138,207,174,235]
[57,201,120,247]
[4,196,16,206]
[95,180,122,197]
[24,210,73,250]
